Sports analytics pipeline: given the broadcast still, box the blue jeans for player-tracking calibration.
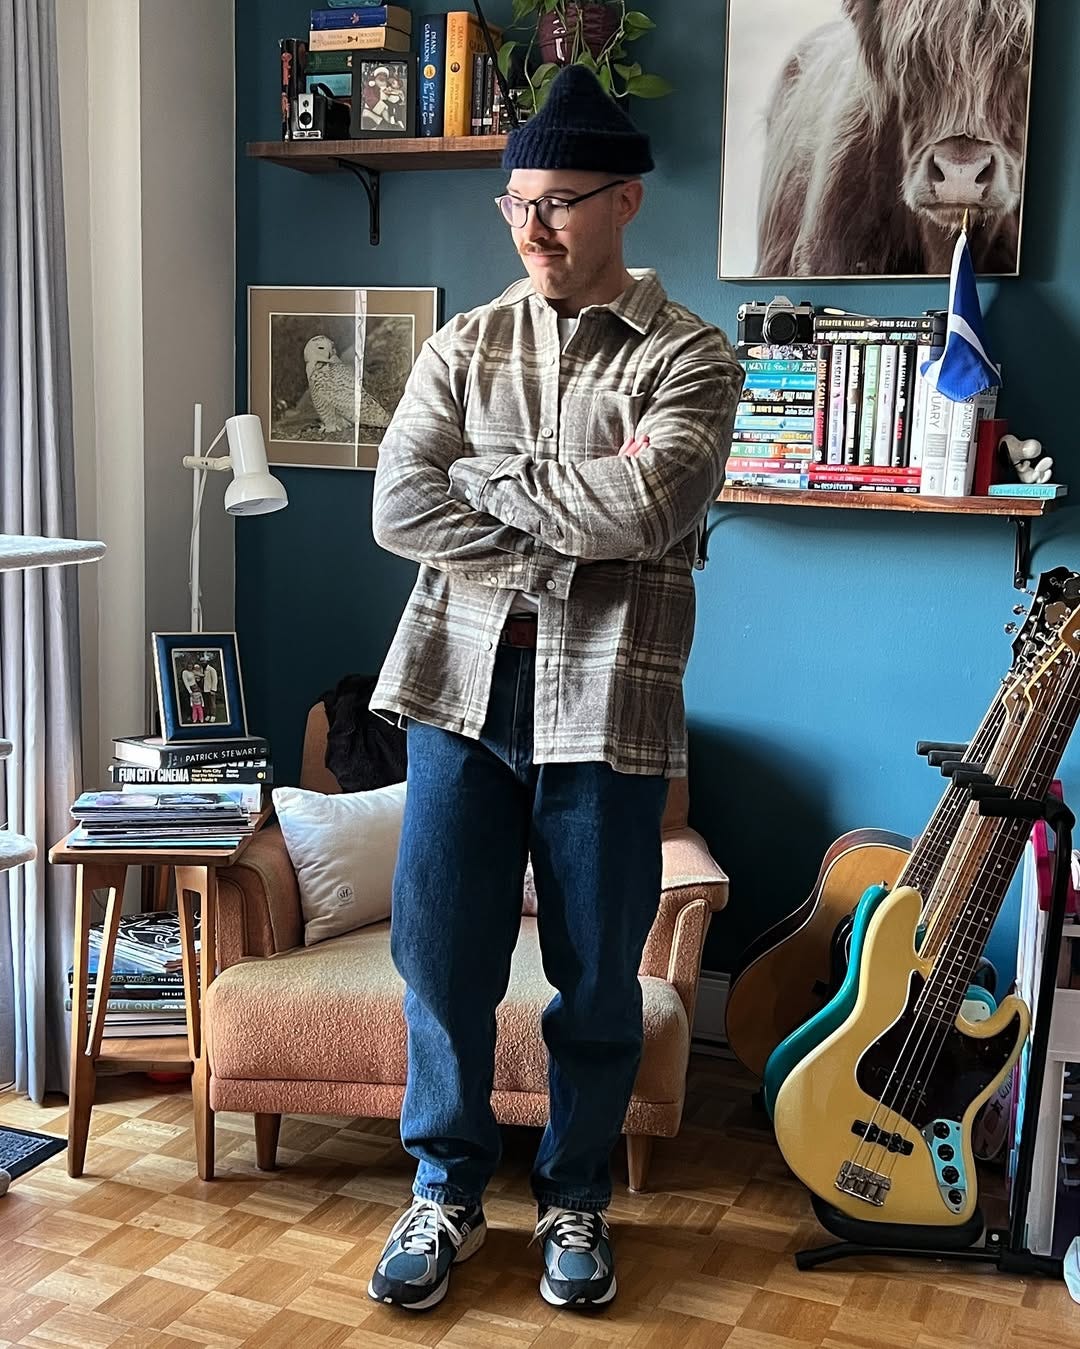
[390,642,668,1213]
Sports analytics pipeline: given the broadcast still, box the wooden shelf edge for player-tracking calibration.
[718,486,1063,517]
[95,1036,193,1068]
[246,136,508,173]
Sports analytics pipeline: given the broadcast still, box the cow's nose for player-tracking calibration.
[927,137,997,203]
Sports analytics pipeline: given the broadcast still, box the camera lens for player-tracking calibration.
[763,310,798,344]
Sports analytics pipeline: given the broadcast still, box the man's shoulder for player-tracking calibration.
[653,296,738,366]
[431,280,531,351]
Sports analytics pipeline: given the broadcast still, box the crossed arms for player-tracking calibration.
[371,333,743,588]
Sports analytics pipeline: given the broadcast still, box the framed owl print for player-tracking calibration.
[248,286,440,470]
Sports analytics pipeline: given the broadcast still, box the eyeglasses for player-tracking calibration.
[494,180,630,231]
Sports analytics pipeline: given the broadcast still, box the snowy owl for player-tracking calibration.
[303,335,391,434]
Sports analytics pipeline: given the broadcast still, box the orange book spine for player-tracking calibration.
[444,13,498,137]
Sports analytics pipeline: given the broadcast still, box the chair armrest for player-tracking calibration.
[215,824,304,968]
[639,827,729,1021]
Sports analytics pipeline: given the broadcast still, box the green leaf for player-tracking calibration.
[497,41,518,78]
[578,50,598,71]
[529,61,559,88]
[597,64,613,94]
[512,0,539,22]
[614,61,642,79]
[624,10,655,29]
[625,72,672,98]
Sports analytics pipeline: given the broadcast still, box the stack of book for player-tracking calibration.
[108,733,271,788]
[727,311,1001,497]
[67,913,195,1039]
[309,4,411,55]
[68,785,262,851]
[418,11,504,138]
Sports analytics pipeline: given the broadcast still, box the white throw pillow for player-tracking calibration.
[272,781,406,946]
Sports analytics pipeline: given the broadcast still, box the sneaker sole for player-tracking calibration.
[367,1220,487,1312]
[540,1272,617,1309]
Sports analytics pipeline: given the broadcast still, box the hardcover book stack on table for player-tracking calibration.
[108,732,271,787]
[66,913,197,1039]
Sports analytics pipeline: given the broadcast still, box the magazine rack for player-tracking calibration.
[794,789,1073,1280]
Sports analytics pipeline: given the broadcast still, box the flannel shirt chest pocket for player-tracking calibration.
[583,389,646,459]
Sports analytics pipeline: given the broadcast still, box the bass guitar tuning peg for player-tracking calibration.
[1013,605,1026,615]
[1004,623,1019,634]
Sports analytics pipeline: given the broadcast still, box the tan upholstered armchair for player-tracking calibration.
[206,702,729,1191]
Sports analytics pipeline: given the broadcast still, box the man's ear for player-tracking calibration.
[616,178,645,228]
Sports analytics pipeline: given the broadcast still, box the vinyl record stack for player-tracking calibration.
[67,913,196,1039]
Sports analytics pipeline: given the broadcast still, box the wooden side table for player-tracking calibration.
[48,809,270,1182]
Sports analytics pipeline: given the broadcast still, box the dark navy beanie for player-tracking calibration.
[502,65,654,175]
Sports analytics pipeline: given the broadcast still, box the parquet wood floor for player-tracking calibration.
[0,1056,1073,1348]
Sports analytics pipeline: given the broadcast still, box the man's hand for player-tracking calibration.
[619,433,649,458]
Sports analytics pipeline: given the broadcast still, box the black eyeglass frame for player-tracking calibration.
[494,179,631,231]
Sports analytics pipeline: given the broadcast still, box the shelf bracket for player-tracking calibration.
[1012,515,1032,590]
[336,161,381,246]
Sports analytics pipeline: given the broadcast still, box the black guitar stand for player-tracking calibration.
[795,788,1074,1279]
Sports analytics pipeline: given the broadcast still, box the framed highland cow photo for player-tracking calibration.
[717,0,1035,280]
[248,286,439,470]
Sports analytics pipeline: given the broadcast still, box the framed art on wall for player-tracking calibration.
[248,286,440,470]
[152,632,247,743]
[717,0,1035,280]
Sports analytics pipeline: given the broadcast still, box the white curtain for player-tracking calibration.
[0,0,83,1099]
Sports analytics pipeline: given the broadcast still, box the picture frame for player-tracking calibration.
[151,632,248,743]
[717,0,1034,281]
[248,285,440,470]
[350,54,417,138]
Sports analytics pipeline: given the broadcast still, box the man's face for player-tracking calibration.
[505,169,641,302]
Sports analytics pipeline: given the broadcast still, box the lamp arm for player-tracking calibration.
[186,416,230,632]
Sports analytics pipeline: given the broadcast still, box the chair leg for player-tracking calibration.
[626,1134,654,1193]
[254,1113,282,1171]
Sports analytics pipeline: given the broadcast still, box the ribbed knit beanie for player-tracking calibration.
[502,65,653,175]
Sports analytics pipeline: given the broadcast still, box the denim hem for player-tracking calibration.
[412,1181,484,1210]
[532,1190,611,1214]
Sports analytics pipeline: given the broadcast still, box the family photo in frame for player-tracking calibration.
[151,632,248,743]
[248,286,439,471]
[718,0,1034,280]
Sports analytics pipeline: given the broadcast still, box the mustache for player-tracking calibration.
[520,245,566,256]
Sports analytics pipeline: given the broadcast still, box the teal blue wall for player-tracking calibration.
[235,0,1080,976]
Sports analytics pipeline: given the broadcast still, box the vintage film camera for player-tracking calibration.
[737,295,815,346]
[291,88,350,140]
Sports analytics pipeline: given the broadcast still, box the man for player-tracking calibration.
[367,65,742,1313]
[202,659,219,722]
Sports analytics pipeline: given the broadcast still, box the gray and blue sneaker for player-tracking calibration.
[367,1197,486,1311]
[534,1206,617,1308]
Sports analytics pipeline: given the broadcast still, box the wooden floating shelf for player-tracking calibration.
[246,136,509,174]
[718,487,1062,517]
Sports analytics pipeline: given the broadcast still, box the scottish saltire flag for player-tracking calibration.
[921,230,1001,400]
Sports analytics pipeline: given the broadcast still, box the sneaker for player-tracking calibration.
[534,1206,616,1308]
[367,1197,486,1311]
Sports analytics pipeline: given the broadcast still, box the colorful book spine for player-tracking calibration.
[279,38,308,140]
[826,343,847,464]
[872,344,897,467]
[444,12,499,138]
[890,344,913,467]
[987,482,1068,498]
[418,13,447,136]
[858,344,880,466]
[843,343,862,465]
[308,27,411,51]
[470,50,487,133]
[306,72,352,97]
[906,345,933,468]
[307,49,355,74]
[919,388,955,494]
[309,6,412,32]
[812,344,829,464]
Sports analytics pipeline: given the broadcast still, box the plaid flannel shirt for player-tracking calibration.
[370,269,743,776]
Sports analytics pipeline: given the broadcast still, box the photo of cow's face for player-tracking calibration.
[719,0,1034,278]
[847,0,1031,230]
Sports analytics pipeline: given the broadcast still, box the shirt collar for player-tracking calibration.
[494,268,666,335]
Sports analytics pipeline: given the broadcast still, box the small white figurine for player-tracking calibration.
[1001,433,1054,484]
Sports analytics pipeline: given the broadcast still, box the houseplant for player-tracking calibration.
[498,2,671,114]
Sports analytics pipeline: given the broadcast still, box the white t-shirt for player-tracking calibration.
[510,315,579,616]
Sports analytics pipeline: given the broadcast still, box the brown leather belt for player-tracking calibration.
[500,615,538,648]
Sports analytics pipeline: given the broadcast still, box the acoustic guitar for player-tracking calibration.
[773,569,1080,1226]
[725,569,1066,1081]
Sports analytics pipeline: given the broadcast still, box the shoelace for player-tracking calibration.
[532,1206,603,1251]
[394,1199,468,1261]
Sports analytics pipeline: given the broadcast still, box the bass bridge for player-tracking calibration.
[835,1160,891,1206]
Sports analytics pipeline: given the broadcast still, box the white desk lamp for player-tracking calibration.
[183,404,288,631]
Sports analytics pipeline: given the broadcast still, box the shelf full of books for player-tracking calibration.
[726,310,1033,500]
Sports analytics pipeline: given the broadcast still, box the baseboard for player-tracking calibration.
[691,970,730,1055]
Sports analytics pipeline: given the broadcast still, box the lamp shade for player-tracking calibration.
[223,415,288,516]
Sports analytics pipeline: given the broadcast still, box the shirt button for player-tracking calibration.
[540,426,554,439]
[485,640,494,650]
[544,579,557,591]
